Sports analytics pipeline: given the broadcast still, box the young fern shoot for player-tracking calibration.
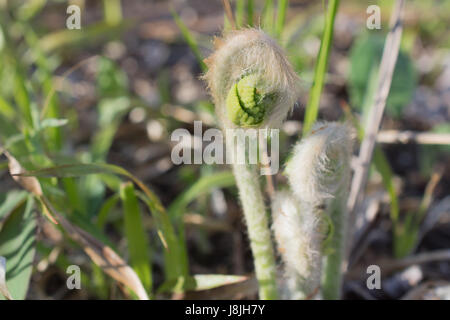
[204,29,299,299]
[272,190,324,299]
[280,122,353,299]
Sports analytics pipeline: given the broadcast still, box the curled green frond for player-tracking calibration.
[204,28,299,129]
[226,74,276,127]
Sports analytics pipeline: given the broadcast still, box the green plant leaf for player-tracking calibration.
[13,71,34,128]
[96,193,120,228]
[171,8,207,72]
[18,163,183,282]
[17,0,47,21]
[120,183,152,294]
[0,191,28,223]
[349,33,416,119]
[0,196,36,300]
[165,170,235,289]
[168,170,235,222]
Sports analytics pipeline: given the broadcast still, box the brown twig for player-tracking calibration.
[376,130,450,145]
[347,0,405,247]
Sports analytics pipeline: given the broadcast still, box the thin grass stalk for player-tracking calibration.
[275,0,289,39]
[302,0,339,135]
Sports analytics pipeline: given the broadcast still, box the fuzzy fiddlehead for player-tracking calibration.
[272,190,325,299]
[204,29,299,300]
[280,122,353,299]
[205,28,299,130]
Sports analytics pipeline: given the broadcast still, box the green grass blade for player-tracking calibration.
[168,171,235,222]
[17,162,184,282]
[13,72,34,128]
[17,0,47,21]
[192,274,248,291]
[171,8,207,72]
[262,0,275,34]
[38,22,130,53]
[302,0,339,135]
[23,26,64,152]
[247,0,254,27]
[136,192,185,285]
[96,193,120,228]
[166,170,235,287]
[236,0,245,27]
[373,147,399,224]
[0,97,15,120]
[275,0,289,39]
[103,0,123,26]
[62,178,84,214]
[120,182,152,294]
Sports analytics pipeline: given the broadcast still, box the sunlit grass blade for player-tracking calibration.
[166,170,235,284]
[302,0,339,135]
[23,24,65,152]
[17,162,184,282]
[120,182,152,294]
[275,0,289,39]
[96,193,120,228]
[171,8,207,72]
[17,0,47,21]
[247,0,254,27]
[0,97,15,120]
[191,274,248,291]
[236,0,245,27]
[394,168,443,258]
[262,0,275,34]
[373,147,399,224]
[103,0,122,26]
[168,170,235,222]
[38,22,130,53]
[13,71,34,128]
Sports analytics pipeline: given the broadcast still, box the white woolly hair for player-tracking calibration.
[285,122,354,205]
[204,28,300,129]
[271,190,323,296]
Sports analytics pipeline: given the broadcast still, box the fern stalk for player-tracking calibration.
[232,149,278,299]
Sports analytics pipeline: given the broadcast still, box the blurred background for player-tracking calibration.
[0,0,449,300]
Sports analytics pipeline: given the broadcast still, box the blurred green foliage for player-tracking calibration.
[349,33,417,119]
[0,0,448,300]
